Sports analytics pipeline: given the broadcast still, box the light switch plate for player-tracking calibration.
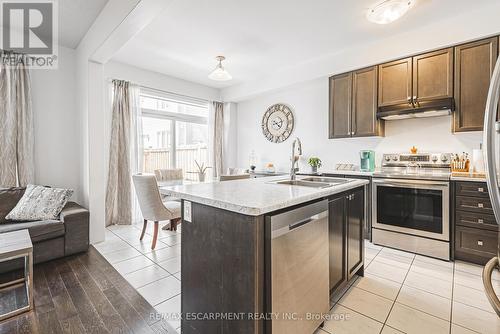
[184,201,192,222]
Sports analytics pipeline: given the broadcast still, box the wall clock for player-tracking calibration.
[261,103,294,143]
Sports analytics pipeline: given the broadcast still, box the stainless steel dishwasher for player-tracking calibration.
[269,200,329,334]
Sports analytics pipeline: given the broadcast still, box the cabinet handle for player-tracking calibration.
[407,97,413,107]
[413,96,420,107]
[477,240,484,246]
[478,187,484,192]
[478,219,484,224]
[478,203,484,208]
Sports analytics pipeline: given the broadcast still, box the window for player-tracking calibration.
[140,90,210,179]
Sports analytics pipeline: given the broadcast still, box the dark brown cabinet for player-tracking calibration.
[378,57,412,108]
[453,181,499,265]
[347,188,364,279]
[454,37,498,132]
[329,72,351,138]
[378,49,453,111]
[328,195,346,292]
[329,66,383,139]
[413,48,453,104]
[328,187,364,294]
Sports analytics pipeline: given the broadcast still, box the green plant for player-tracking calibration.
[195,160,210,174]
[308,157,322,168]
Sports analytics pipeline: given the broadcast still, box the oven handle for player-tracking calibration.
[372,178,449,188]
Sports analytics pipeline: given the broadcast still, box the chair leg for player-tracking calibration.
[171,218,181,231]
[152,221,159,250]
[140,219,147,240]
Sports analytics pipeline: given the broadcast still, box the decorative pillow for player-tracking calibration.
[5,184,73,221]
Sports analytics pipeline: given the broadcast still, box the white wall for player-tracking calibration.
[236,78,483,172]
[31,46,83,202]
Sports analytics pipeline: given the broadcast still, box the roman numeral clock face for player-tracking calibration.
[261,104,294,143]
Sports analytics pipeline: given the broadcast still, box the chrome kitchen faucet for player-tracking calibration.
[290,137,302,180]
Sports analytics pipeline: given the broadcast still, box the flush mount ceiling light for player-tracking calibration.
[208,56,232,81]
[367,0,415,24]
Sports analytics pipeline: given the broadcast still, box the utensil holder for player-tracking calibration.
[451,159,470,172]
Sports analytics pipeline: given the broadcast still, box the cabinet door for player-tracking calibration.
[454,37,498,132]
[329,73,352,138]
[328,196,346,292]
[378,58,412,107]
[413,48,453,104]
[352,66,384,137]
[347,188,364,279]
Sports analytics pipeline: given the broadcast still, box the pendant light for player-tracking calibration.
[208,56,232,81]
[367,0,415,24]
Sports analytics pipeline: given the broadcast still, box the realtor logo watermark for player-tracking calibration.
[0,0,58,68]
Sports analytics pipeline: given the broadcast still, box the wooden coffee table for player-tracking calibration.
[0,229,33,320]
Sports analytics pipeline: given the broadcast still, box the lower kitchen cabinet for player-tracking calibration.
[453,181,499,265]
[328,187,365,294]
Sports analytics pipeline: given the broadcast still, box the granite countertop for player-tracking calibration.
[160,175,369,216]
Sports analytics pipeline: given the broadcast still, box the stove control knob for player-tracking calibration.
[441,155,448,162]
[384,156,391,162]
[431,155,438,162]
[392,156,398,161]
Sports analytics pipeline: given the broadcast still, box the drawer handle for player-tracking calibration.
[478,240,484,246]
[478,187,484,192]
[478,219,484,224]
[478,203,484,208]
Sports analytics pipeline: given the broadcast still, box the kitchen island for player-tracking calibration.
[161,176,368,334]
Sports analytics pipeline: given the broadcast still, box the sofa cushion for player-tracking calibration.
[0,187,26,223]
[6,184,73,221]
[0,220,65,243]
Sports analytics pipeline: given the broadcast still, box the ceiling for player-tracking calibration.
[111,0,499,89]
[59,0,109,49]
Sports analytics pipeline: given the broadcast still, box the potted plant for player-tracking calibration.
[308,157,322,174]
[195,160,210,182]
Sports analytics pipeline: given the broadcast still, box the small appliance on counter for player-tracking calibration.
[359,150,375,172]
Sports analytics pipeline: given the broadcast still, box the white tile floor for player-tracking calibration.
[95,224,500,334]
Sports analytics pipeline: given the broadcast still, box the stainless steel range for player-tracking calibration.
[372,153,452,260]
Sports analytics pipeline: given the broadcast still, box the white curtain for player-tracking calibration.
[105,80,143,226]
[210,101,224,178]
[0,52,34,187]
[130,84,143,224]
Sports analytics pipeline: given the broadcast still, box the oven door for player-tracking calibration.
[372,178,449,241]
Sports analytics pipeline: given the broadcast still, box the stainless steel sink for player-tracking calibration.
[274,180,333,188]
[301,177,351,184]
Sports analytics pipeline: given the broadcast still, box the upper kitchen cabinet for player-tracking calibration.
[378,57,412,108]
[453,37,498,132]
[413,48,453,105]
[352,66,384,137]
[378,49,453,115]
[329,72,352,138]
[329,66,383,139]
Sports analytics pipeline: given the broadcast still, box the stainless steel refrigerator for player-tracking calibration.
[482,56,500,316]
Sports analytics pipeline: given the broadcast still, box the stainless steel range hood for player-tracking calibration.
[377,97,454,120]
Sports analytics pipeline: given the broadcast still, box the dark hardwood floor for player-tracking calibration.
[0,247,176,334]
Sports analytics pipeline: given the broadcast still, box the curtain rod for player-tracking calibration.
[106,78,218,104]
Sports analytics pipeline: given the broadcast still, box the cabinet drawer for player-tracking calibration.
[455,210,498,231]
[455,181,489,198]
[455,196,493,214]
[455,226,497,259]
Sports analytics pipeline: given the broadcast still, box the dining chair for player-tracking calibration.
[219,174,251,181]
[154,168,183,181]
[132,174,181,249]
